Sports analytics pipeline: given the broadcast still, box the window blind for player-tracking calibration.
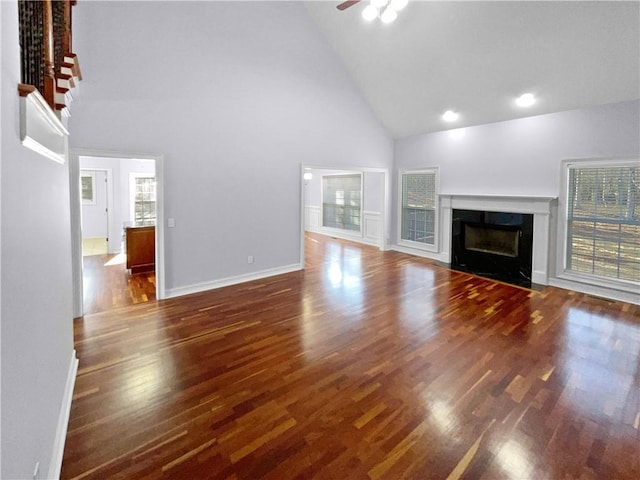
[401,172,437,245]
[134,177,156,227]
[322,174,362,232]
[567,165,639,282]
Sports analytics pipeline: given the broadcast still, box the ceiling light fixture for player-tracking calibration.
[516,93,536,107]
[443,110,459,122]
[362,0,408,24]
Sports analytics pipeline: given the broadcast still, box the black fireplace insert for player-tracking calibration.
[451,209,534,287]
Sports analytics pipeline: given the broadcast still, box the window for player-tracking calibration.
[322,174,362,232]
[80,172,95,205]
[131,175,156,227]
[399,170,438,248]
[565,161,639,283]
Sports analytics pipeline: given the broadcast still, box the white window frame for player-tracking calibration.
[80,171,96,205]
[397,168,439,252]
[130,173,157,227]
[557,157,639,293]
[321,172,363,235]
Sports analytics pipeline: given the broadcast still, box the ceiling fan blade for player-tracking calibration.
[337,0,361,11]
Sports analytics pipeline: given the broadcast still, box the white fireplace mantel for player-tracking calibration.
[438,194,557,285]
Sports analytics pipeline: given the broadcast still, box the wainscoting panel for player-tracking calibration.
[305,205,321,231]
[363,211,381,244]
[305,206,382,248]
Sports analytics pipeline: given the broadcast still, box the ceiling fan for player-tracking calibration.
[337,0,409,23]
[337,0,361,10]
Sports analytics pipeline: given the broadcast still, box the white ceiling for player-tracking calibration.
[305,1,640,138]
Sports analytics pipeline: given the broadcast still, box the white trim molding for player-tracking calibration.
[47,349,79,480]
[165,263,302,299]
[70,149,166,318]
[20,87,68,163]
[439,194,556,285]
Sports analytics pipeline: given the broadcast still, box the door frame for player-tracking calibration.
[70,148,166,318]
[299,164,390,268]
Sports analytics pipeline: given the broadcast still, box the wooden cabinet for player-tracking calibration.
[126,226,155,273]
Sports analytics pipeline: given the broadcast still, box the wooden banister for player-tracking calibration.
[18,83,37,97]
[42,0,56,108]
[63,0,72,54]
[18,0,80,111]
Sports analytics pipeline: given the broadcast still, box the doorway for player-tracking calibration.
[80,169,110,256]
[300,165,389,267]
[70,150,165,318]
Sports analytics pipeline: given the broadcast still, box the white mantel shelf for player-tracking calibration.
[438,194,557,286]
[439,194,557,214]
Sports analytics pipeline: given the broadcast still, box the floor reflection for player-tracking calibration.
[65,232,640,480]
[323,242,363,310]
[399,263,437,330]
[494,437,536,479]
[122,356,175,405]
[557,306,640,422]
[300,241,367,357]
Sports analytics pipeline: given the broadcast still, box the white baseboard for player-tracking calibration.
[47,349,79,480]
[531,270,548,286]
[306,228,381,249]
[391,244,448,263]
[548,277,640,305]
[165,263,302,299]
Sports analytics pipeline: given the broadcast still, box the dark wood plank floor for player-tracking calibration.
[82,253,156,315]
[62,233,640,479]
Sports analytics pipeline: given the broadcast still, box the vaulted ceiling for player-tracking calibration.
[305,1,640,138]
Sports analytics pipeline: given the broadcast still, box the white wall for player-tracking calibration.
[393,100,640,299]
[394,100,639,200]
[1,2,75,477]
[71,1,392,293]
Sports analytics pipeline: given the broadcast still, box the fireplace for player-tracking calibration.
[465,224,519,257]
[451,209,534,287]
[439,195,555,286]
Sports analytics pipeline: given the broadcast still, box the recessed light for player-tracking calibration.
[443,110,459,122]
[516,93,536,107]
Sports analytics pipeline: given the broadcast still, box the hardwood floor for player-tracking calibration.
[62,233,640,479]
[82,253,156,315]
